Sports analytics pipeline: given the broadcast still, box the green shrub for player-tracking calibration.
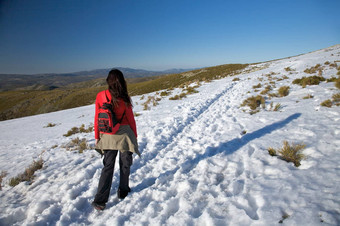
[64,127,79,137]
[292,76,325,88]
[335,77,340,89]
[9,158,44,187]
[319,94,340,107]
[321,99,332,107]
[179,92,187,98]
[269,141,306,167]
[241,95,265,110]
[79,124,86,133]
[169,95,179,100]
[326,77,336,82]
[185,87,199,94]
[160,91,171,96]
[304,64,322,74]
[253,83,262,89]
[278,86,290,97]
[169,95,180,100]
[79,124,93,133]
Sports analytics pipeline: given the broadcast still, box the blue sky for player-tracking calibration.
[0,0,339,74]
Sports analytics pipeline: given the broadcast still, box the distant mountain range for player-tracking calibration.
[0,67,195,91]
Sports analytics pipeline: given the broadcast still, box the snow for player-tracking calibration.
[1,45,340,225]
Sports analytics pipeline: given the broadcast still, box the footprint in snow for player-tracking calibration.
[232,179,245,196]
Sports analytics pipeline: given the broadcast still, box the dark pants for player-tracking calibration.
[94,150,133,204]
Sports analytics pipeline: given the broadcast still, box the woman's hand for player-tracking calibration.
[95,139,99,145]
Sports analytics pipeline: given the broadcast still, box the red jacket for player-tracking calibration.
[94,90,137,139]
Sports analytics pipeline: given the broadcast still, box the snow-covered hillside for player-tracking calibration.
[0,45,340,225]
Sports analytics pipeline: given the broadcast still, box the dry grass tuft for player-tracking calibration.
[241,95,266,114]
[267,147,277,156]
[269,141,306,167]
[63,124,93,137]
[303,94,314,99]
[44,123,56,128]
[304,64,323,74]
[332,93,340,103]
[253,83,262,89]
[273,103,282,111]
[160,91,171,96]
[335,77,340,89]
[284,67,294,72]
[134,112,141,117]
[241,95,265,111]
[278,86,290,97]
[0,171,8,190]
[320,99,332,108]
[293,76,325,88]
[9,158,44,187]
[63,137,89,153]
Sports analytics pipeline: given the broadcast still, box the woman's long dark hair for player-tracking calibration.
[106,69,132,107]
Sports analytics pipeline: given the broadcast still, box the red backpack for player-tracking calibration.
[97,91,125,135]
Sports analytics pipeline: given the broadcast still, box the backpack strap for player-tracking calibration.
[118,110,126,123]
[104,90,126,123]
[104,90,110,103]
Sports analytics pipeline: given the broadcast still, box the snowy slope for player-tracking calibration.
[0,45,340,225]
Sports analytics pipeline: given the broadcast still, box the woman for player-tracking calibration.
[92,69,139,211]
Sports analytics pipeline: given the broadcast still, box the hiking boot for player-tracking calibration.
[92,202,106,211]
[117,187,131,199]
